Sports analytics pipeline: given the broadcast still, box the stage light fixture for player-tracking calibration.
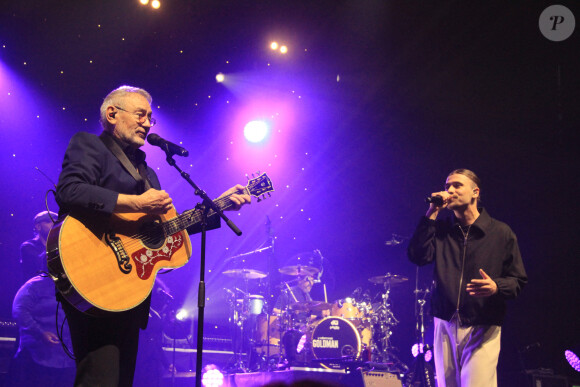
[280,45,288,54]
[139,0,149,5]
[215,73,225,83]
[151,0,160,9]
[202,364,224,387]
[565,347,580,372]
[412,343,433,362]
[270,42,279,50]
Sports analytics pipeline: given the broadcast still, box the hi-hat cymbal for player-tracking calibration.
[368,274,408,285]
[278,265,319,276]
[222,269,267,279]
[289,301,333,312]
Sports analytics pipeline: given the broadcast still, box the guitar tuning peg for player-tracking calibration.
[257,197,262,203]
[246,174,250,180]
[261,194,266,201]
[267,193,271,197]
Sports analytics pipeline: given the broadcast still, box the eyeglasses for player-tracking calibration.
[114,106,156,127]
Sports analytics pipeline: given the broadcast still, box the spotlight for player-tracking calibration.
[215,73,225,83]
[202,364,224,387]
[270,42,279,50]
[175,308,189,321]
[243,120,269,143]
[139,0,149,4]
[151,0,160,9]
[279,45,288,54]
[565,347,580,372]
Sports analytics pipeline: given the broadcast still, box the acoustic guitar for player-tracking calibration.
[47,173,273,315]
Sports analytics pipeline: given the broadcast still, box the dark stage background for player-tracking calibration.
[1,1,579,384]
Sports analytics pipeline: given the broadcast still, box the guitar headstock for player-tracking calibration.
[246,173,274,201]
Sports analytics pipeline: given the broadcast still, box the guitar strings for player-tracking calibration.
[113,192,239,253]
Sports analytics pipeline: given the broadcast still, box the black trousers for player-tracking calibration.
[62,299,145,387]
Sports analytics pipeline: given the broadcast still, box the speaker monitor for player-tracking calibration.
[362,371,403,387]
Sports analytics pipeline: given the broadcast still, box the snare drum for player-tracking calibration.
[310,316,362,369]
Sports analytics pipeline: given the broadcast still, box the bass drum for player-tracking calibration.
[310,316,362,369]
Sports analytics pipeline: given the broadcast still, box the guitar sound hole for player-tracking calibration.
[140,221,165,249]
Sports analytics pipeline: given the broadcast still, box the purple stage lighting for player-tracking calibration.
[175,308,189,321]
[244,120,269,143]
[202,364,224,387]
[412,343,433,362]
[565,349,580,372]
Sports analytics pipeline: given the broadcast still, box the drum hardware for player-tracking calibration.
[308,316,366,369]
[225,245,273,262]
[368,273,408,373]
[278,265,320,277]
[289,301,333,313]
[222,268,268,373]
[368,273,408,285]
[407,264,435,386]
[222,268,268,280]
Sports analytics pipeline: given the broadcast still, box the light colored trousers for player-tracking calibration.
[433,317,501,387]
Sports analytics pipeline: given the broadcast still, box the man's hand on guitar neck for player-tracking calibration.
[115,189,174,214]
[217,184,252,211]
[115,184,250,215]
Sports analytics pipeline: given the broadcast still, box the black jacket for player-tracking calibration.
[407,208,527,326]
[56,131,219,325]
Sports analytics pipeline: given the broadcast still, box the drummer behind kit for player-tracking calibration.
[223,258,410,375]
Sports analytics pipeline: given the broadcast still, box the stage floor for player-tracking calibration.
[162,367,404,387]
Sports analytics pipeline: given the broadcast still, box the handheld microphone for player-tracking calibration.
[425,195,444,206]
[147,133,189,157]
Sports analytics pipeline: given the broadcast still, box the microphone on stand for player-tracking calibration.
[147,133,189,157]
[235,287,248,296]
[156,287,174,300]
[313,249,324,283]
[385,233,406,246]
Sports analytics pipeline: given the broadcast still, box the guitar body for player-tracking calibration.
[47,207,192,315]
[47,172,274,315]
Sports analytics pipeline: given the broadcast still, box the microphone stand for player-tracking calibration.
[265,217,275,367]
[161,151,242,387]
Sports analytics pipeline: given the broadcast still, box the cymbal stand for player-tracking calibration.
[371,280,396,361]
[229,286,250,373]
[371,279,407,373]
[408,266,435,386]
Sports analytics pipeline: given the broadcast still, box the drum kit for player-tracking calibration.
[222,260,410,372]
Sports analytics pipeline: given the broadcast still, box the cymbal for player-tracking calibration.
[278,265,319,276]
[289,301,332,312]
[368,274,408,285]
[222,269,267,279]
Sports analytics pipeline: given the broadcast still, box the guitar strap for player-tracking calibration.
[99,132,152,193]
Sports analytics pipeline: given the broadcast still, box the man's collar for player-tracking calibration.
[454,207,491,234]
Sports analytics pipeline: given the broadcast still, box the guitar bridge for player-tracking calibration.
[105,232,132,274]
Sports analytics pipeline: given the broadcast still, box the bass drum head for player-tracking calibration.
[310,316,361,369]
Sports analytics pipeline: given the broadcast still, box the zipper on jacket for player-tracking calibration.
[454,225,470,326]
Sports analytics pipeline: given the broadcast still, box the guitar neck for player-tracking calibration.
[162,187,249,235]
